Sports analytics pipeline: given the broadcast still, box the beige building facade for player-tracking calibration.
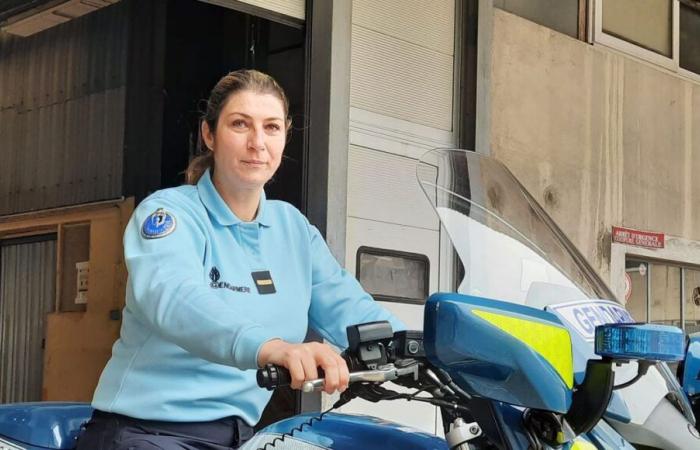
[483,5,700,332]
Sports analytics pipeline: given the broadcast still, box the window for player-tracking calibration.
[602,0,673,57]
[680,1,700,74]
[356,247,429,304]
[649,263,681,326]
[684,268,700,333]
[625,259,649,321]
[595,0,700,78]
[625,256,700,332]
[494,0,581,39]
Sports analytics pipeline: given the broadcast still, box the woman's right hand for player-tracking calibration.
[257,339,349,394]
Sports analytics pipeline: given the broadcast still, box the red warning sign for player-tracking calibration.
[612,226,665,249]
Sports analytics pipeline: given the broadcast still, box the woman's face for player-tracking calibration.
[203,90,287,192]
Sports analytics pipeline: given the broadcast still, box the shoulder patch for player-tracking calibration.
[141,208,177,239]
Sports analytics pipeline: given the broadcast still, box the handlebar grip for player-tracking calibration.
[257,364,291,391]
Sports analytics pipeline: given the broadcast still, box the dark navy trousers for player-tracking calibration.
[76,410,254,450]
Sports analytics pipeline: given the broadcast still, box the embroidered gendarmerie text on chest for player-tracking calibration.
[209,267,250,293]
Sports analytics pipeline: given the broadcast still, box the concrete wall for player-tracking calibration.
[488,8,700,292]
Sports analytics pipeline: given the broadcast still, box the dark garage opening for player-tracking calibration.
[159,0,307,428]
[160,0,306,212]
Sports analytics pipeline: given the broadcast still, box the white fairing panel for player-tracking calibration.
[608,398,700,449]
[612,363,669,424]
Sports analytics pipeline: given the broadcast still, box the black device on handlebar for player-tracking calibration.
[346,321,394,369]
[257,321,399,391]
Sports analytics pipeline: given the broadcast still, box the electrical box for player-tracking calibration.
[75,261,89,305]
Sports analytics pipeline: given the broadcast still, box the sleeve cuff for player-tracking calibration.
[232,325,280,370]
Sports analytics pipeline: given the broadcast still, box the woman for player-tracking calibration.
[77,70,404,449]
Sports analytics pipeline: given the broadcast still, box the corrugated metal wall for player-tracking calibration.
[0,1,129,215]
[0,1,57,23]
[0,237,56,403]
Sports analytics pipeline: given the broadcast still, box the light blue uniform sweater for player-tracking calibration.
[92,170,404,425]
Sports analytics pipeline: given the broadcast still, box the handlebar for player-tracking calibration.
[302,366,405,392]
[257,362,419,392]
[256,364,293,390]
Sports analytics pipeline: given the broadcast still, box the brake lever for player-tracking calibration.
[302,362,419,393]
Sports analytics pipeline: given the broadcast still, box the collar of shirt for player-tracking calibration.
[197,169,271,228]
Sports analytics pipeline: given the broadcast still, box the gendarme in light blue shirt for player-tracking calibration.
[92,169,404,425]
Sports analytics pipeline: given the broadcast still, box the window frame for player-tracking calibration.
[678,0,700,81]
[355,246,430,305]
[592,0,700,82]
[624,254,700,331]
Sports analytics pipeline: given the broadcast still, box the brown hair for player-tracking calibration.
[185,69,291,184]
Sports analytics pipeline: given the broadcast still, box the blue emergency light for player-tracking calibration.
[595,323,684,362]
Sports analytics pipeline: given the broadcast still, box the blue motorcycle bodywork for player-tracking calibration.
[0,294,635,449]
[683,334,700,398]
[0,403,630,450]
[251,409,628,450]
[250,413,449,450]
[423,293,573,413]
[546,304,632,424]
[0,402,93,449]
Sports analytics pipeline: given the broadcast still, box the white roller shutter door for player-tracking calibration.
[351,0,455,131]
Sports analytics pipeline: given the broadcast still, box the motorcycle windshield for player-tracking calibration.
[416,149,616,307]
[417,149,698,431]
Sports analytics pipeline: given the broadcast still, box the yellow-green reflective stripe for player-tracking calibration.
[556,431,565,444]
[571,438,596,449]
[472,309,574,389]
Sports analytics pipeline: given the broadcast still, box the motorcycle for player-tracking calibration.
[1,149,699,450]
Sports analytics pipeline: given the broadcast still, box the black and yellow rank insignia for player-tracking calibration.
[251,271,276,295]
